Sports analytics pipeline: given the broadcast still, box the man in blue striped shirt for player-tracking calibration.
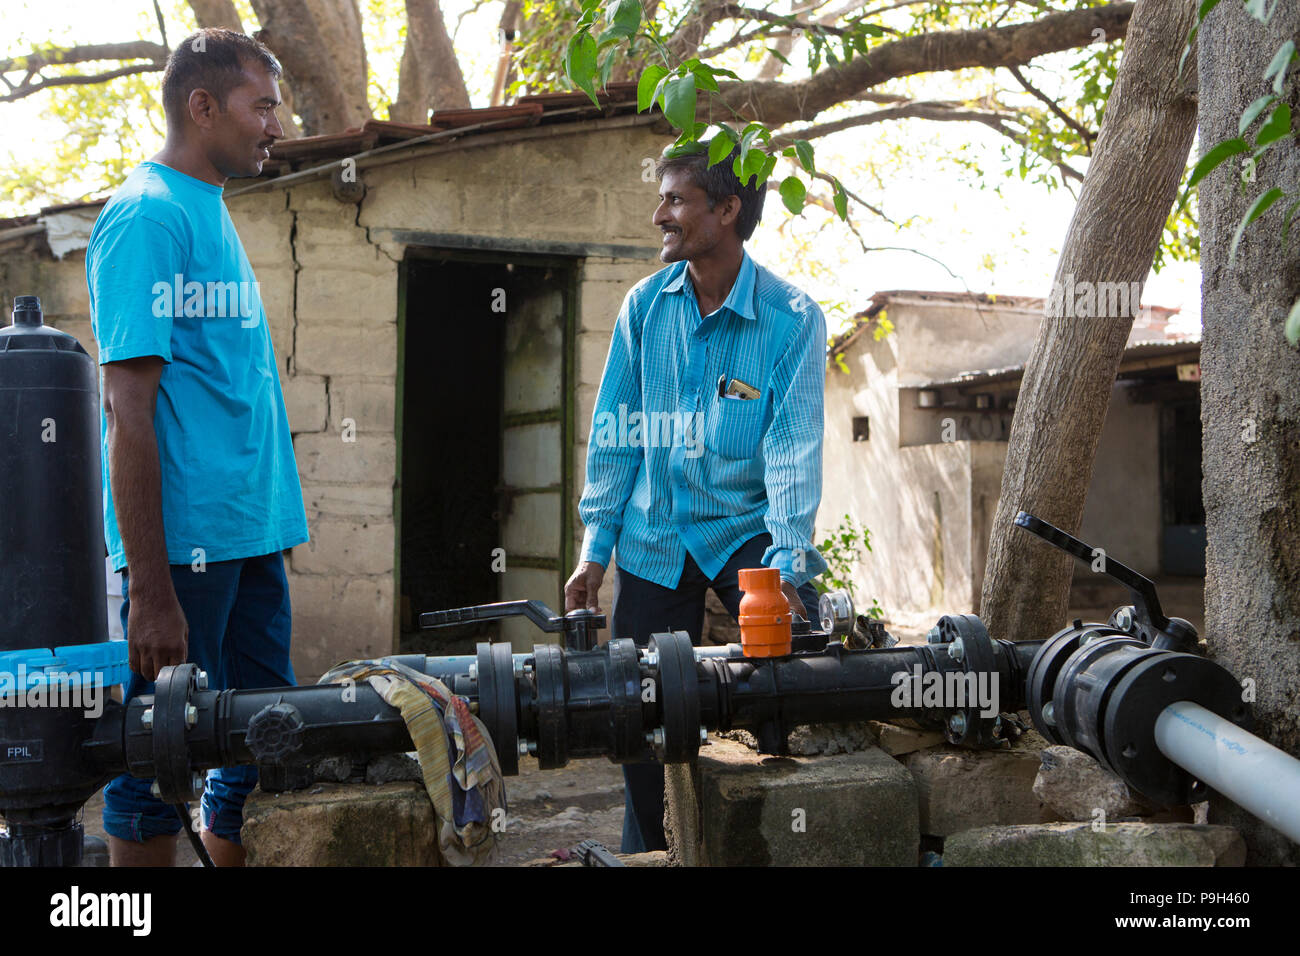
[564,145,829,852]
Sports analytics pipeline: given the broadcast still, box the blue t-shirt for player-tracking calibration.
[87,161,308,570]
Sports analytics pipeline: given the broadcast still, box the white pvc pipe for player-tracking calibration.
[1154,700,1300,844]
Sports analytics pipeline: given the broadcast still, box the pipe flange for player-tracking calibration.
[476,641,519,775]
[532,643,568,770]
[606,638,646,762]
[1102,652,1251,807]
[151,662,200,804]
[649,631,699,763]
[936,615,1000,748]
[1025,624,1088,744]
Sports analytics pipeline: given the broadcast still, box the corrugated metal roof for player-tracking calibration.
[912,339,1202,390]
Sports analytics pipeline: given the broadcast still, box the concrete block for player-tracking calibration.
[581,260,658,283]
[868,721,946,757]
[287,570,394,677]
[30,257,90,316]
[502,422,561,488]
[905,746,1054,836]
[361,171,462,234]
[943,822,1247,867]
[283,374,328,433]
[296,321,397,377]
[504,186,603,238]
[292,516,395,575]
[227,199,295,267]
[296,267,397,324]
[242,781,442,866]
[578,280,630,334]
[576,330,612,386]
[501,490,562,557]
[330,379,396,432]
[294,433,396,484]
[302,482,393,517]
[575,384,598,440]
[676,736,919,866]
[1033,745,1155,821]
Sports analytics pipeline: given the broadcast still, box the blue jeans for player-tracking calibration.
[614,534,819,853]
[102,552,295,845]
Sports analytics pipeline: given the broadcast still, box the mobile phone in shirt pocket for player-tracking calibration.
[704,389,767,459]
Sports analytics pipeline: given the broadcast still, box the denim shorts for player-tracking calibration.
[102,552,295,844]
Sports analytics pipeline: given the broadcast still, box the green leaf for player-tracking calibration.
[794,139,815,175]
[598,49,617,88]
[1188,137,1249,188]
[831,178,848,219]
[663,73,697,132]
[564,32,600,105]
[1281,197,1300,244]
[636,65,669,112]
[759,153,778,184]
[1229,186,1285,262]
[1239,94,1278,137]
[1197,0,1225,22]
[689,63,720,92]
[779,176,806,214]
[739,147,766,185]
[707,130,736,168]
[767,47,791,66]
[1286,297,1300,348]
[1265,41,1297,94]
[1243,0,1269,22]
[597,0,641,43]
[1256,103,1292,147]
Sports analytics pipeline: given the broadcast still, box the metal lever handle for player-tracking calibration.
[1013,511,1169,631]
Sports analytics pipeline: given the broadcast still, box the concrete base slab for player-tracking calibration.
[669,736,920,866]
[242,781,444,867]
[905,746,1055,835]
[943,822,1246,867]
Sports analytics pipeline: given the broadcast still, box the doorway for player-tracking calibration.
[397,251,576,654]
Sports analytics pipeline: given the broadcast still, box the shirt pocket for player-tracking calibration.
[704,394,767,460]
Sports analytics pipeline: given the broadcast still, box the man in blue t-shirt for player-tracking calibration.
[87,28,307,867]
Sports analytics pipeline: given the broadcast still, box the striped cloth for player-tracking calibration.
[579,250,829,589]
[318,658,505,866]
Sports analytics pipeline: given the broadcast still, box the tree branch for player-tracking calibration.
[1008,63,1095,147]
[771,99,1023,145]
[0,41,168,74]
[710,2,1134,126]
[0,64,161,103]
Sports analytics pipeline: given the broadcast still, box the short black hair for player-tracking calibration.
[655,144,766,241]
[161,29,282,123]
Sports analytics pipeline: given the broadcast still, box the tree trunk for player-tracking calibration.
[249,0,371,134]
[1199,0,1300,865]
[977,0,1198,643]
[390,0,471,121]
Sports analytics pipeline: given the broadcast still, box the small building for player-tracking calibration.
[821,291,1203,634]
[0,86,667,679]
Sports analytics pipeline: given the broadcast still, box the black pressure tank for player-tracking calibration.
[0,295,107,654]
[0,295,109,866]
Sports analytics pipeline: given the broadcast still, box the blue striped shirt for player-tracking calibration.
[578,250,829,589]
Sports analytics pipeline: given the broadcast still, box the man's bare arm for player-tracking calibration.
[103,357,187,681]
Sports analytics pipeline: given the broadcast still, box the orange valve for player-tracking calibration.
[737,567,792,658]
